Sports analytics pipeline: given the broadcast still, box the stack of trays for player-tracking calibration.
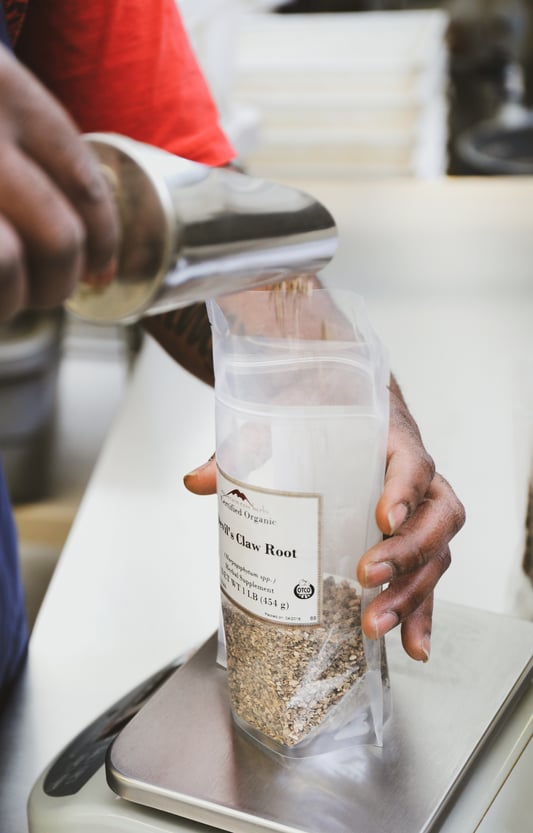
[232,10,450,178]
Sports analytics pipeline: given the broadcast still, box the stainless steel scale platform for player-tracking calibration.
[29,601,533,833]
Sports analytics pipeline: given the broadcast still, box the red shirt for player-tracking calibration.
[15,0,235,167]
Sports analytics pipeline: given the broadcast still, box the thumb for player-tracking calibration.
[183,453,217,495]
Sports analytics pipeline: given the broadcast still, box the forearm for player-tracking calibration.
[142,303,214,387]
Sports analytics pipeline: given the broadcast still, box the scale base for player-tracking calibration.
[107,601,532,833]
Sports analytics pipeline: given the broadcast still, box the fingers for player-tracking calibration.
[400,592,434,662]
[361,474,463,586]
[21,124,119,277]
[0,144,85,308]
[184,425,270,494]
[184,454,217,495]
[359,374,464,661]
[3,48,119,274]
[0,45,119,319]
[376,436,435,536]
[185,422,272,497]
[362,555,447,661]
[376,377,435,536]
[358,473,465,659]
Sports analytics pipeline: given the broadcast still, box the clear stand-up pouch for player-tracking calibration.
[208,286,391,757]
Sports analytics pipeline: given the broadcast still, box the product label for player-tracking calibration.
[217,468,321,625]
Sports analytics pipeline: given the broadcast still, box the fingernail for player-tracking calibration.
[364,561,394,587]
[388,502,408,534]
[373,611,399,639]
[185,454,215,479]
[420,634,431,662]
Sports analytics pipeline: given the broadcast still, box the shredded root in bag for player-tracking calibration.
[223,576,367,749]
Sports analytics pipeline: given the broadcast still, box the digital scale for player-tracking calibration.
[28,601,532,833]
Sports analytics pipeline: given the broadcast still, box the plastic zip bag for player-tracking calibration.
[209,286,390,756]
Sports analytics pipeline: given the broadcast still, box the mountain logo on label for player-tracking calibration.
[223,488,254,507]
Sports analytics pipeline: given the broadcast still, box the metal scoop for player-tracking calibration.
[66,134,338,325]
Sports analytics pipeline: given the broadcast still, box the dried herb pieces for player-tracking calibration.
[223,575,367,749]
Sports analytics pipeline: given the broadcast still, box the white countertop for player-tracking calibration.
[1,175,532,832]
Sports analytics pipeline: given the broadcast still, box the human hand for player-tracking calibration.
[0,45,118,322]
[356,376,465,661]
[184,375,465,662]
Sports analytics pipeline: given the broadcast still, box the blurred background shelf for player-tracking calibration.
[230,9,450,177]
